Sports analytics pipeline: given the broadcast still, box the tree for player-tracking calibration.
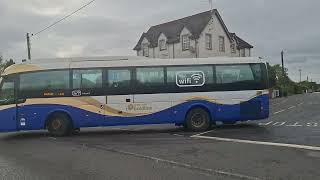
[267,63,276,87]
[0,56,15,75]
[267,64,290,88]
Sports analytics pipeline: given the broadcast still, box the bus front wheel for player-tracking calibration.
[47,113,73,137]
[186,108,211,132]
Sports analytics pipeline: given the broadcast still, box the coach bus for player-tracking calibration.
[0,56,269,136]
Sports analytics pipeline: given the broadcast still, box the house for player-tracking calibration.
[133,10,253,59]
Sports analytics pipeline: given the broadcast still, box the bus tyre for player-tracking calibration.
[48,113,73,137]
[186,108,211,132]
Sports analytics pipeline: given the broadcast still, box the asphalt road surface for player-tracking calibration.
[0,93,319,180]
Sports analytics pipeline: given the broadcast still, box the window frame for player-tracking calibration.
[219,36,225,52]
[105,67,135,96]
[165,65,216,93]
[214,63,267,91]
[241,49,246,57]
[159,39,167,51]
[181,34,190,51]
[18,69,71,99]
[205,33,213,50]
[70,68,104,97]
[142,44,149,57]
[135,66,166,94]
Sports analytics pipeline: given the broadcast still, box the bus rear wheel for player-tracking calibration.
[186,108,211,132]
[47,113,73,137]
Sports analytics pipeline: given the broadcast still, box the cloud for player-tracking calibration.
[0,0,319,83]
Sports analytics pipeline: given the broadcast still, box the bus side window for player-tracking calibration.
[73,69,103,89]
[136,67,165,88]
[107,69,131,94]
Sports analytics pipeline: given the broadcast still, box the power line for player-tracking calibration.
[32,0,96,37]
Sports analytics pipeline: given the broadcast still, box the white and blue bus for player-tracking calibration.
[0,56,269,136]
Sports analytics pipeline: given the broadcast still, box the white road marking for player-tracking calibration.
[172,134,184,137]
[191,135,320,151]
[192,130,215,137]
[273,109,286,115]
[259,121,318,128]
[273,122,286,126]
[93,145,261,180]
[288,106,296,110]
[259,121,273,126]
[286,122,303,127]
[297,102,304,106]
[48,137,57,140]
[307,122,318,127]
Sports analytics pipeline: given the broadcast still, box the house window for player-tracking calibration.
[159,39,167,51]
[230,43,236,53]
[241,49,246,57]
[181,35,190,51]
[205,34,212,50]
[219,36,225,52]
[142,44,149,57]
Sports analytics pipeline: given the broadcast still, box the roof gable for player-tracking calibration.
[230,33,253,49]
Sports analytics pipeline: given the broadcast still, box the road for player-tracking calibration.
[0,93,319,180]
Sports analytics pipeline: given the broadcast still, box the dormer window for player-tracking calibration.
[142,44,149,57]
[182,35,190,51]
[159,39,167,51]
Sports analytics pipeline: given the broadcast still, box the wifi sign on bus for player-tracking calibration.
[176,71,205,87]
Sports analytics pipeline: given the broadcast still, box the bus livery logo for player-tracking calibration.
[72,90,82,97]
[176,71,205,87]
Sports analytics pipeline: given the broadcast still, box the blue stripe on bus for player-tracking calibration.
[0,95,269,132]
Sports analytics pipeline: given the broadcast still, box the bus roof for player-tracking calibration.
[2,56,265,76]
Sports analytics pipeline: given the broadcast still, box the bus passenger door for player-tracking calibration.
[106,95,134,118]
[0,76,18,132]
[75,96,106,127]
[105,68,135,124]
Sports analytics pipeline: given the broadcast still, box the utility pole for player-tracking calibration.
[281,50,286,97]
[299,69,302,82]
[281,51,285,78]
[26,33,31,61]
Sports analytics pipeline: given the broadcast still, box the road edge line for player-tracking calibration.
[192,135,320,151]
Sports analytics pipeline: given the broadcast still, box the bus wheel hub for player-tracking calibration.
[52,119,62,130]
[191,113,205,127]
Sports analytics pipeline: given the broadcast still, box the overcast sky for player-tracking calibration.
[0,0,319,83]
